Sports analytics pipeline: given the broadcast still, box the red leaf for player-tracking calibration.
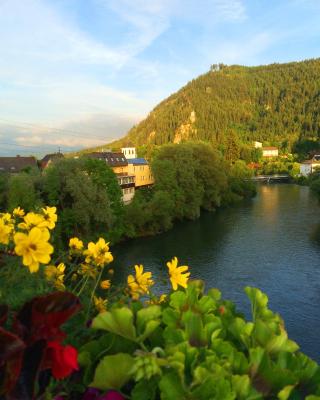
[13,292,81,343]
[0,327,25,395]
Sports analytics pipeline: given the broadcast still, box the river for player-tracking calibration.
[112,184,320,361]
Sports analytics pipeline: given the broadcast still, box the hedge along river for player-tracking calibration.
[111,184,320,362]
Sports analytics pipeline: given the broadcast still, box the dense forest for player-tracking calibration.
[110,59,320,157]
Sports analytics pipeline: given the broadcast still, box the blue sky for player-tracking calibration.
[1,0,320,156]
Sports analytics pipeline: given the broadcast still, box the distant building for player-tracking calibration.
[40,152,64,169]
[0,156,37,173]
[87,152,128,174]
[253,141,263,148]
[262,147,279,157]
[117,174,135,204]
[121,147,137,159]
[86,152,135,204]
[300,155,320,176]
[127,158,154,188]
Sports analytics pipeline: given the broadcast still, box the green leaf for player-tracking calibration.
[169,291,187,310]
[253,319,273,347]
[232,375,250,399]
[131,378,158,400]
[207,288,221,301]
[183,310,207,347]
[136,305,161,334]
[159,371,187,400]
[138,320,161,342]
[92,307,136,341]
[78,351,91,367]
[162,308,180,327]
[277,385,295,400]
[91,353,135,390]
[198,295,216,314]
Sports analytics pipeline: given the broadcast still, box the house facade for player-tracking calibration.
[127,158,154,188]
[253,141,262,148]
[300,155,320,176]
[262,147,279,157]
[121,147,137,159]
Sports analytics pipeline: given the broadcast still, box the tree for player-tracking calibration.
[42,158,123,247]
[7,171,42,211]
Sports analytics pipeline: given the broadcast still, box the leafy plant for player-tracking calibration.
[79,283,320,399]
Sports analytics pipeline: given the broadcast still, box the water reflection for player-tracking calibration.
[111,184,320,361]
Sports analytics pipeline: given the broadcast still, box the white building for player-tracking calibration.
[262,147,279,157]
[253,141,263,148]
[300,155,320,176]
[117,174,135,204]
[121,147,137,159]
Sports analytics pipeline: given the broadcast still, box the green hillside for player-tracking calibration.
[113,58,320,154]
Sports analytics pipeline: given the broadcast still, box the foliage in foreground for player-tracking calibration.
[1,207,320,399]
[79,283,320,400]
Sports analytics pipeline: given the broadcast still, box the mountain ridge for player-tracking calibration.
[81,58,320,154]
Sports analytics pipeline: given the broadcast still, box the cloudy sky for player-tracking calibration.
[1,0,320,156]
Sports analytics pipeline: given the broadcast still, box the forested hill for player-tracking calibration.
[114,58,320,152]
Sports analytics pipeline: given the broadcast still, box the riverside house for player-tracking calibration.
[86,152,135,204]
[262,146,279,157]
[300,155,320,176]
[0,156,37,173]
[127,158,154,188]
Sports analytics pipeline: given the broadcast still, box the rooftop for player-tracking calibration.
[0,156,37,173]
[127,158,148,165]
[86,152,128,167]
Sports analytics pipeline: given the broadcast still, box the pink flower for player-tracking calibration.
[100,390,125,400]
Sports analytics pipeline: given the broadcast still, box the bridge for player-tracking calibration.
[251,174,291,183]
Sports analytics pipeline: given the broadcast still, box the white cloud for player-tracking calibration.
[0,0,250,155]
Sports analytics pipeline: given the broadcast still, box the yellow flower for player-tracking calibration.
[13,207,25,218]
[0,213,13,224]
[100,279,111,290]
[127,265,154,300]
[45,262,66,280]
[42,206,57,230]
[69,237,83,251]
[14,227,53,273]
[18,212,48,231]
[93,296,107,313]
[78,263,98,279]
[159,294,167,303]
[166,257,190,290]
[145,294,167,306]
[45,263,66,291]
[0,218,12,245]
[83,238,113,267]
